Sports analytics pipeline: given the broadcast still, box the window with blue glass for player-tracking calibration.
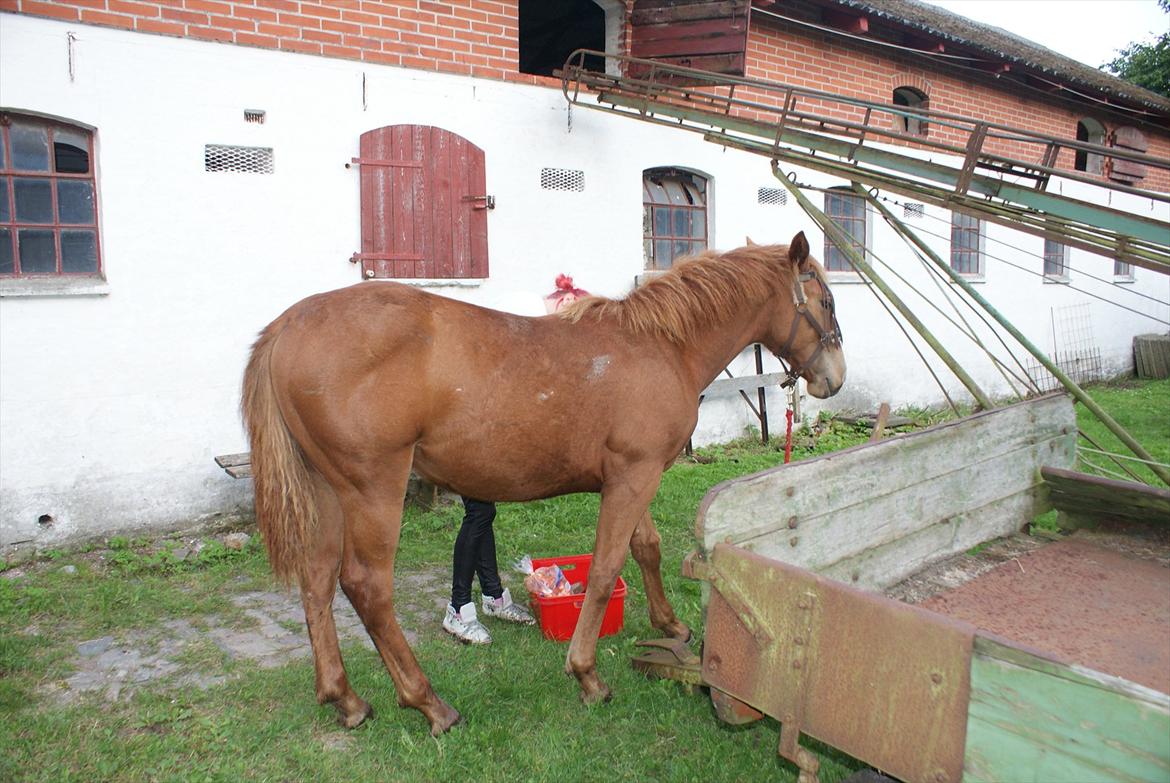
[0,112,100,277]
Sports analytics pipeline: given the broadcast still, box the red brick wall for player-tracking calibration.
[1,0,551,84]
[745,15,1170,193]
[5,0,1166,192]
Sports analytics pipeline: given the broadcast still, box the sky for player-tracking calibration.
[920,0,1168,68]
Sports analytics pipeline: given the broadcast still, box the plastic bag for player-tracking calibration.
[515,555,577,597]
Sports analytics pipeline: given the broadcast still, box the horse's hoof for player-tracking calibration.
[336,698,373,729]
[428,702,462,736]
[669,622,693,643]
[579,681,612,705]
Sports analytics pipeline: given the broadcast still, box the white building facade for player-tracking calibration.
[1,9,1166,552]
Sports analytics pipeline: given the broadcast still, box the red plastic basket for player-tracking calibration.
[527,554,626,642]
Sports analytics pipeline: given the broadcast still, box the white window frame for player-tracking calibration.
[822,187,869,280]
[949,211,985,280]
[1042,239,1070,283]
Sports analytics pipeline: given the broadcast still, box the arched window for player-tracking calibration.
[1,112,101,277]
[892,86,929,137]
[642,168,707,270]
[1074,118,1105,175]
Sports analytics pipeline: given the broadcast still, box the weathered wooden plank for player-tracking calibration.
[964,635,1170,783]
[1042,465,1170,524]
[702,372,785,397]
[742,441,1055,588]
[631,0,745,26]
[815,491,1045,591]
[695,395,1076,579]
[214,452,251,469]
[225,464,253,479]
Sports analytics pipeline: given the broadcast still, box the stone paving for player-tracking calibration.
[37,569,452,705]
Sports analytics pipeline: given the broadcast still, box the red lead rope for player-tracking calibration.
[784,407,794,464]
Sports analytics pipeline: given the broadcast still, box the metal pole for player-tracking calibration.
[862,186,1170,487]
[772,167,995,410]
[755,344,770,443]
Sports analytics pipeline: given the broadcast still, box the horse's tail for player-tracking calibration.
[241,322,317,586]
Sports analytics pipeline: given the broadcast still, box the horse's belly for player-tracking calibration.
[410,439,602,502]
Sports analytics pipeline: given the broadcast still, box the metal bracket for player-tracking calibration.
[461,194,495,210]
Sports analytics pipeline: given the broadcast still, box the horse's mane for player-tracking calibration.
[558,244,795,344]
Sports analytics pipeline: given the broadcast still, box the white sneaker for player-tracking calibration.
[442,602,492,644]
[481,588,535,625]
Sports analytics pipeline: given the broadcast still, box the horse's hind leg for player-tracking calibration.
[300,472,372,728]
[630,510,691,641]
[337,460,460,736]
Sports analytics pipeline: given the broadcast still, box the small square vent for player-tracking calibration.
[903,202,925,220]
[204,144,274,174]
[541,167,584,192]
[757,187,787,206]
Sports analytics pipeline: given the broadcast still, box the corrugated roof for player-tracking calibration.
[829,0,1170,116]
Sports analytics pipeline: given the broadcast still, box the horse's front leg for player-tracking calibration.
[630,510,690,641]
[566,464,663,704]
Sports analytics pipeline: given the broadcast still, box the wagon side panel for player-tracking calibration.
[964,636,1170,783]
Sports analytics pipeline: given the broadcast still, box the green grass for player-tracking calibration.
[0,417,882,783]
[1,380,1160,782]
[1073,377,1170,487]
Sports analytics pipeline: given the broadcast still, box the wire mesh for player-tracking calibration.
[204,144,274,174]
[1026,302,1103,391]
[540,167,585,192]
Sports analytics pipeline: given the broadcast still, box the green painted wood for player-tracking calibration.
[964,636,1170,783]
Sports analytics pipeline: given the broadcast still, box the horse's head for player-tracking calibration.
[763,232,845,399]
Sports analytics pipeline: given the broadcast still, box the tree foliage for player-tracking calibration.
[1102,0,1170,98]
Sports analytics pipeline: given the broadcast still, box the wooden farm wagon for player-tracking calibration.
[638,394,1170,783]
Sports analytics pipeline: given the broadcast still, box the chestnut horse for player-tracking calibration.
[241,231,845,734]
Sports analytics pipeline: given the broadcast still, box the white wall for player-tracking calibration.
[2,14,1166,550]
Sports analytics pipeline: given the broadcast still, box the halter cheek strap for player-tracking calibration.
[775,271,843,389]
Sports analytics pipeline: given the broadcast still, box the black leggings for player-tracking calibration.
[450,497,503,609]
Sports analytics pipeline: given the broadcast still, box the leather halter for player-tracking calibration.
[776,269,843,388]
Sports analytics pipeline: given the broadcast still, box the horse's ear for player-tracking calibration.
[788,231,810,269]
[745,235,757,246]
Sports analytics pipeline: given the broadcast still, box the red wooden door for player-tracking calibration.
[354,125,488,279]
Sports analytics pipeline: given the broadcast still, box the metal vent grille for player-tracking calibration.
[757,187,787,206]
[903,202,925,219]
[540,167,584,191]
[243,109,266,124]
[204,144,274,174]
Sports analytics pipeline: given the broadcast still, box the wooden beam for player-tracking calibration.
[824,9,869,34]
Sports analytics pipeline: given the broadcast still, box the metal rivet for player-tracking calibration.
[933,771,948,783]
[931,672,943,685]
[794,637,804,646]
[789,536,799,547]
[787,516,798,529]
[786,486,795,497]
[851,570,860,582]
[792,660,802,670]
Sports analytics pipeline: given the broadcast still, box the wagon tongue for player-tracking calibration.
[630,638,703,687]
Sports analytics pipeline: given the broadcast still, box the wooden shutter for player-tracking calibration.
[354,125,488,279]
[1107,126,1148,185]
[629,0,752,78]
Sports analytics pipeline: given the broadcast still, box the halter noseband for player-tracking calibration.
[775,270,843,388]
